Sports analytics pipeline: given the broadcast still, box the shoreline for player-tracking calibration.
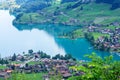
[13,22,120,57]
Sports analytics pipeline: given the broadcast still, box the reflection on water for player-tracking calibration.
[0,10,120,60]
[14,23,79,37]
[0,10,67,57]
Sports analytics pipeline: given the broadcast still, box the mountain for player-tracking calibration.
[13,0,120,26]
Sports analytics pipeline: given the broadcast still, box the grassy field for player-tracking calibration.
[15,13,46,24]
[11,61,23,64]
[41,2,120,25]
[0,65,7,69]
[91,32,110,40]
[72,29,85,38]
[28,61,42,65]
[5,73,45,80]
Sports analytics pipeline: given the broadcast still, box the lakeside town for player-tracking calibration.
[61,22,120,56]
[83,22,120,54]
[0,50,119,80]
[0,50,86,80]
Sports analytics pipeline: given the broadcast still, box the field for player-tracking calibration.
[28,61,42,65]
[91,32,110,40]
[4,73,45,80]
[0,65,7,69]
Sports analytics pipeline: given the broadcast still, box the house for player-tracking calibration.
[43,75,49,80]
[62,73,72,79]
[0,72,10,79]
[24,67,32,74]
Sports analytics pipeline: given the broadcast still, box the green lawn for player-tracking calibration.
[16,13,46,24]
[7,73,45,80]
[28,61,42,65]
[0,65,7,69]
[11,61,23,64]
[91,32,110,40]
[73,29,84,38]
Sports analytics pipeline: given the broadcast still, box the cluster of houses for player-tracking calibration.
[0,68,12,79]
[87,23,120,52]
[0,53,85,80]
[41,59,85,80]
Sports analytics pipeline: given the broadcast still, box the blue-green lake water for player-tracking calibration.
[0,10,120,60]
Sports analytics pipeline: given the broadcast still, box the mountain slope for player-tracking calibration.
[13,0,120,26]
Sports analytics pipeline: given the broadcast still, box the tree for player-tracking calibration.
[12,53,17,61]
[65,54,72,60]
[68,53,120,80]
[0,58,9,65]
[25,63,29,67]
[20,57,25,62]
[84,33,95,45]
[0,59,4,65]
[28,49,33,54]
[52,54,61,60]
[80,6,83,10]
[4,60,9,64]
[40,52,51,59]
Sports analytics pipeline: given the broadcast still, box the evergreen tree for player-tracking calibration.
[28,49,33,55]
[12,53,17,61]
[20,57,25,62]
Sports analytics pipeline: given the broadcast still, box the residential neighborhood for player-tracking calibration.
[86,22,120,53]
[0,51,86,80]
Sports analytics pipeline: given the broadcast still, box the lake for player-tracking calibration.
[0,10,120,60]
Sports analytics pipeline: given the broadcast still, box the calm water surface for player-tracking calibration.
[0,10,120,60]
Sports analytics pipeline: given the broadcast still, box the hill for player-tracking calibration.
[13,0,120,26]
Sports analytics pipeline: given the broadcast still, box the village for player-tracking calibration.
[0,50,86,80]
[86,22,120,53]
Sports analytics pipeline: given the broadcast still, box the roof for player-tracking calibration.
[62,73,72,78]
[0,72,8,77]
[6,70,12,73]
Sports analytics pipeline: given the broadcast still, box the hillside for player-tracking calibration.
[13,0,120,26]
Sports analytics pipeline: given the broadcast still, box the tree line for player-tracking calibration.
[96,0,120,10]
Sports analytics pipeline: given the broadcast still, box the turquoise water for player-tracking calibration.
[0,10,120,60]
